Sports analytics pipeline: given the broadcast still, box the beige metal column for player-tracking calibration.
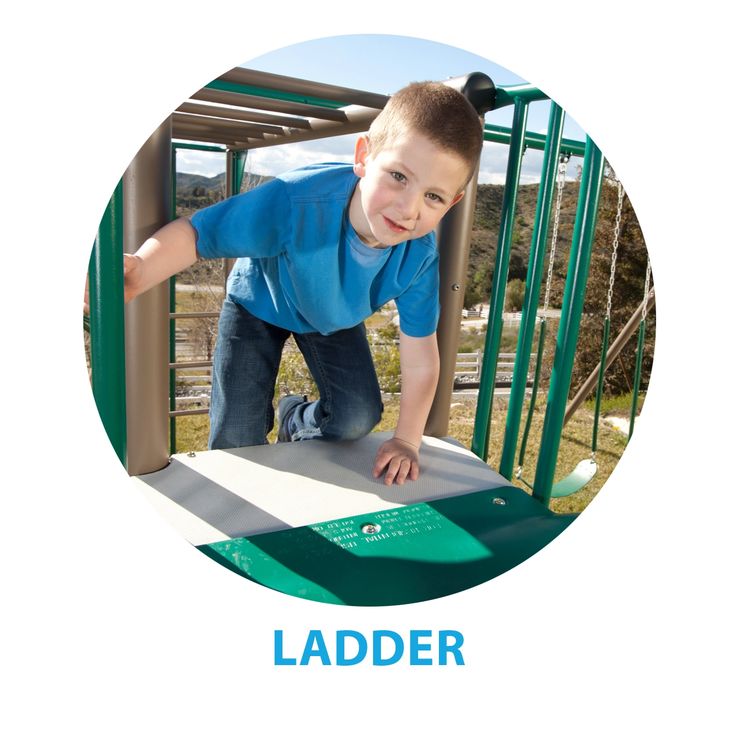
[425,164,480,437]
[224,150,237,280]
[124,118,172,474]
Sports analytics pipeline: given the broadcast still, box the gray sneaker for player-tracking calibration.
[276,395,308,442]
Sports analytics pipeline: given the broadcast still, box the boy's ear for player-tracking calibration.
[353,135,369,177]
[449,190,465,207]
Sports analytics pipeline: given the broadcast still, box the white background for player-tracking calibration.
[2,2,734,734]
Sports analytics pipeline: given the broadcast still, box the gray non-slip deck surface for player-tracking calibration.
[133,432,515,545]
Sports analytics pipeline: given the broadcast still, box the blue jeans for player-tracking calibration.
[208,299,383,450]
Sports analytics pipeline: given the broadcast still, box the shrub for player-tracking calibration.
[506,279,526,312]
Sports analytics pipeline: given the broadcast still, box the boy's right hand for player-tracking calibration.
[83,253,145,315]
[123,253,145,303]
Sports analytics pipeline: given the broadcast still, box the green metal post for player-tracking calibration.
[498,102,565,479]
[517,318,547,470]
[532,138,604,506]
[471,98,529,461]
[230,149,247,195]
[591,318,611,453]
[628,319,646,442]
[89,180,127,465]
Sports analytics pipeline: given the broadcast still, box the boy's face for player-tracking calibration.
[349,132,470,248]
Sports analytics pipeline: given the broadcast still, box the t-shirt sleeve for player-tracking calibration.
[190,177,289,259]
[394,250,440,337]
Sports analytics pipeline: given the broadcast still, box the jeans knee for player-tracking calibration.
[325,397,383,441]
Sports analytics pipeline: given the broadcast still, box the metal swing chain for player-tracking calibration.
[605,180,625,321]
[591,178,625,464]
[515,155,568,482]
[542,156,569,318]
[642,258,652,320]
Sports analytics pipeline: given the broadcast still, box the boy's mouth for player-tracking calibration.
[382,215,409,234]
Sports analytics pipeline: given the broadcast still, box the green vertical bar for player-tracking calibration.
[231,149,247,194]
[499,102,565,478]
[517,318,547,470]
[628,319,647,442]
[591,317,611,454]
[471,98,529,461]
[89,181,127,466]
[532,138,604,506]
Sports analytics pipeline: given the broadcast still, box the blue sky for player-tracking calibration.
[175,34,588,185]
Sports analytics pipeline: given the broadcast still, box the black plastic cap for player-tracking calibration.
[443,72,496,115]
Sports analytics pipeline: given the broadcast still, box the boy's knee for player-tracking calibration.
[327,397,383,441]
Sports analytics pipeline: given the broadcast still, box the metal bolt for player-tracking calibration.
[492,497,507,506]
[187,451,196,458]
[361,523,381,535]
[451,283,461,291]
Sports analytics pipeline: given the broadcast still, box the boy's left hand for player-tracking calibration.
[373,437,420,486]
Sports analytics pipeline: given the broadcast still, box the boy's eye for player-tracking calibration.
[426,192,444,204]
[390,171,406,183]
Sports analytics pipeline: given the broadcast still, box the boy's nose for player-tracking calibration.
[396,190,421,223]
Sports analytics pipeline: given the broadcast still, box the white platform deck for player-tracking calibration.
[132,432,514,546]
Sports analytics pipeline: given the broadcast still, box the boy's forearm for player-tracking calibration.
[393,362,440,447]
[393,332,440,447]
[132,218,199,295]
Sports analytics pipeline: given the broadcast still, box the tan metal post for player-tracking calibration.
[124,117,172,475]
[425,164,480,437]
[425,72,494,438]
[224,150,237,281]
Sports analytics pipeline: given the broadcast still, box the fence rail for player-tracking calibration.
[454,351,536,390]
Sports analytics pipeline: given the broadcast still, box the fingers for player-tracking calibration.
[122,253,139,274]
[383,456,416,486]
[372,446,419,486]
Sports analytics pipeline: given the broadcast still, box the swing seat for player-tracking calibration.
[551,458,597,498]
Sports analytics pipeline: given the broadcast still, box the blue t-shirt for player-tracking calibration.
[190,163,440,337]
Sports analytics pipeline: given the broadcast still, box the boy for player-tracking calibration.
[121,81,483,486]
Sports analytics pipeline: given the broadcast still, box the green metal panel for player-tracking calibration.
[89,181,127,466]
[499,103,566,479]
[533,138,605,506]
[471,98,529,462]
[198,487,576,606]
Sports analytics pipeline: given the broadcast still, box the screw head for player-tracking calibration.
[451,283,461,291]
[492,497,507,506]
[187,451,196,458]
[361,523,381,535]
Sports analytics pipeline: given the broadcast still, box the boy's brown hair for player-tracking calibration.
[367,81,484,187]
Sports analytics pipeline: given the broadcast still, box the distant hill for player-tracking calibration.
[176,171,272,215]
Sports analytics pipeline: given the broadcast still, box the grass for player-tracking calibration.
[584,390,644,417]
